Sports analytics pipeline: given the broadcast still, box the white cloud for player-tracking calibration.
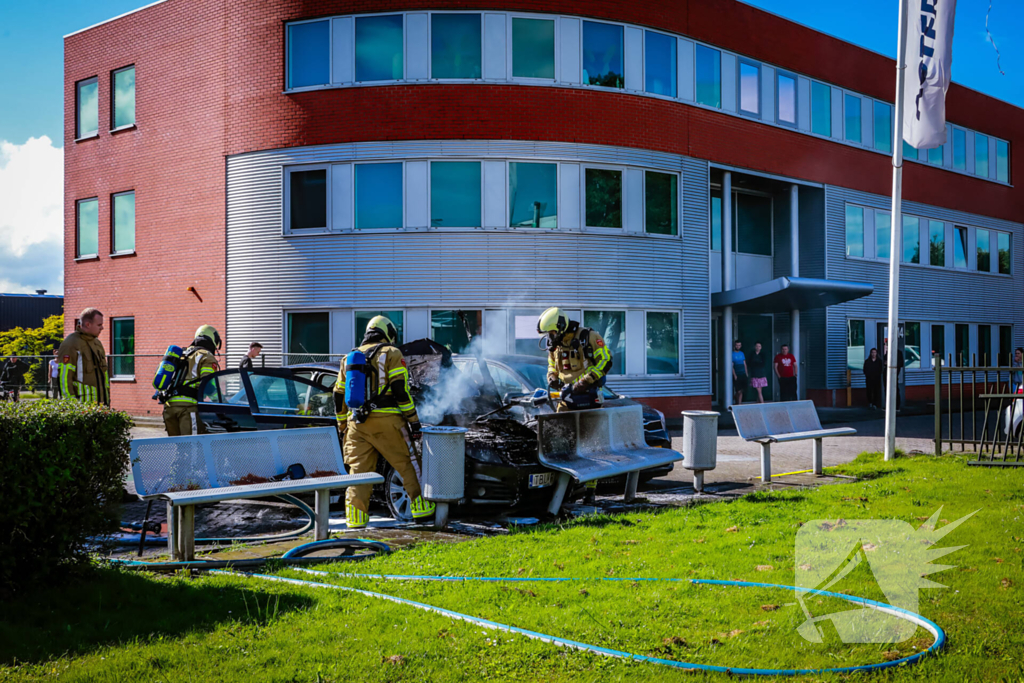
[0,136,63,294]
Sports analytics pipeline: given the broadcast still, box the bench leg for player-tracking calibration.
[693,471,704,493]
[547,473,572,515]
[434,502,450,530]
[812,438,823,475]
[624,471,639,503]
[166,501,179,560]
[179,505,195,562]
[315,490,331,541]
[760,443,772,483]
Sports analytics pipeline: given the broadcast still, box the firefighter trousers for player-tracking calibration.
[163,403,208,436]
[343,413,422,514]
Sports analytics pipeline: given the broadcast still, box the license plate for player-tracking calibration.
[529,472,555,489]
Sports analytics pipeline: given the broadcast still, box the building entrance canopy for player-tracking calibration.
[711,277,873,314]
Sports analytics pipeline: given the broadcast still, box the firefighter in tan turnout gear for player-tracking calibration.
[57,308,111,405]
[334,316,434,528]
[162,325,221,436]
[538,307,614,412]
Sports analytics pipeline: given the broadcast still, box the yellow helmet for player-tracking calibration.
[537,307,569,336]
[366,315,399,344]
[195,324,222,349]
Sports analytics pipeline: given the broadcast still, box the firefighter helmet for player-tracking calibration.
[194,324,222,349]
[366,315,399,344]
[537,307,569,336]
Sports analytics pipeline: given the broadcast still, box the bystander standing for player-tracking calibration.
[863,347,883,409]
[49,349,60,399]
[774,344,798,402]
[1,355,27,401]
[239,342,263,370]
[748,341,768,403]
[732,340,748,405]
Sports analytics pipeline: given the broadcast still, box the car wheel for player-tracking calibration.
[384,467,414,522]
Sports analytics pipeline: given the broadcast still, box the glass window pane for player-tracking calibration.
[646,312,679,375]
[509,162,557,227]
[902,215,919,264]
[582,21,623,88]
[928,220,944,267]
[1000,325,1013,365]
[998,232,1011,274]
[955,323,970,366]
[76,79,98,138]
[978,324,994,365]
[290,169,327,230]
[287,312,330,363]
[975,133,989,177]
[873,101,891,153]
[905,322,921,368]
[739,61,759,115]
[354,311,404,346]
[585,168,622,228]
[876,211,891,260]
[431,310,480,353]
[355,15,404,82]
[644,31,676,97]
[77,198,98,257]
[583,311,625,375]
[977,229,990,271]
[847,320,865,371]
[735,193,772,256]
[928,145,943,165]
[287,21,330,88]
[811,82,831,137]
[432,14,481,79]
[695,45,721,108]
[431,161,481,227]
[996,140,1009,183]
[710,189,722,250]
[953,226,968,268]
[512,18,555,79]
[112,318,135,377]
[113,67,135,129]
[844,94,861,143]
[113,191,136,253]
[644,171,677,235]
[511,309,545,357]
[777,73,796,124]
[952,128,966,170]
[845,204,864,257]
[931,324,945,367]
[355,163,403,229]
[903,140,918,160]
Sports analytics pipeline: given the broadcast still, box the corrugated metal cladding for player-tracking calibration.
[226,141,711,399]
[0,294,64,333]
[824,185,1024,389]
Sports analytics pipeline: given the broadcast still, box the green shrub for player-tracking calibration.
[0,400,132,596]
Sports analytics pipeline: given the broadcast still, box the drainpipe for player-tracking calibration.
[790,184,801,399]
[723,172,734,409]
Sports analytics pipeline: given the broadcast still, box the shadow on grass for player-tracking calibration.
[741,490,806,504]
[0,566,315,665]
[826,451,910,480]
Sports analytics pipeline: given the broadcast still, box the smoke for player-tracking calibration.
[415,335,511,425]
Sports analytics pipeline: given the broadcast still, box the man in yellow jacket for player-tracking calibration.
[162,325,221,436]
[538,307,614,412]
[334,316,434,528]
[57,308,110,405]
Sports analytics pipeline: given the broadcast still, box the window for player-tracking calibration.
[847,319,865,371]
[355,14,404,82]
[431,14,481,79]
[644,31,676,97]
[355,163,403,229]
[288,168,328,231]
[710,188,723,250]
[512,18,554,79]
[904,322,921,368]
[975,133,989,178]
[76,77,98,139]
[76,198,98,257]
[583,311,625,375]
[977,229,990,272]
[511,309,546,357]
[955,323,970,366]
[509,162,557,228]
[931,324,945,367]
[646,312,679,375]
[644,171,677,236]
[695,45,721,108]
[739,61,759,116]
[998,232,1011,274]
[777,73,796,125]
[996,140,1009,183]
[734,193,772,256]
[903,140,918,161]
[431,310,480,353]
[111,318,135,378]
[844,94,861,143]
[928,220,944,267]
[845,204,864,257]
[431,161,481,227]
[953,226,968,268]
[582,21,623,88]
[952,128,966,170]
[112,66,135,129]
[287,20,330,89]
[287,312,329,363]
[928,145,943,166]
[876,210,891,260]
[354,311,404,346]
[584,168,622,228]
[873,101,891,153]
[978,325,992,365]
[1000,325,1013,365]
[112,191,135,254]
[902,215,920,264]
[811,81,830,137]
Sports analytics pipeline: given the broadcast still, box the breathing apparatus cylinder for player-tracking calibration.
[344,349,370,422]
[152,345,184,392]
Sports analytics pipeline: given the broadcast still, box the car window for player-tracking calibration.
[486,364,527,396]
[201,370,335,416]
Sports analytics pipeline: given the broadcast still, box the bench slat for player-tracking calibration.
[758,428,858,443]
[150,473,384,506]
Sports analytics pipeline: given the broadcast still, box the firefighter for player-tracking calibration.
[334,315,434,528]
[162,325,221,436]
[57,308,111,405]
[538,307,614,413]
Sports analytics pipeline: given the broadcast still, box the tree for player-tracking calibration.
[0,315,64,390]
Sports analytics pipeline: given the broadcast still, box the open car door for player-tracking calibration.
[196,367,337,431]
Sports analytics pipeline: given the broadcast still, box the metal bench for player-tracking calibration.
[730,401,856,483]
[537,404,683,513]
[130,427,383,560]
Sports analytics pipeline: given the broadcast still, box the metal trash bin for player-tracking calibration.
[681,411,719,492]
[420,426,467,528]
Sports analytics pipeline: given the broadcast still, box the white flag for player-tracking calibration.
[903,0,957,149]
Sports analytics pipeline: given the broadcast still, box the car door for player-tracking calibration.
[197,368,337,431]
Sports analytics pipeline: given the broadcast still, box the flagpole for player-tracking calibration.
[884,0,910,462]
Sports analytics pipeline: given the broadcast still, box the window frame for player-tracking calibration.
[644,309,683,377]
[810,80,831,138]
[873,100,892,153]
[110,65,136,132]
[846,318,866,371]
[775,70,798,127]
[110,316,136,380]
[429,309,483,354]
[642,169,681,237]
[284,18,333,91]
[975,132,990,178]
[953,225,969,269]
[843,92,862,144]
[429,159,484,229]
[284,310,333,362]
[75,197,100,259]
[353,12,407,85]
[75,76,99,141]
[927,219,945,267]
[643,28,677,99]
[283,164,332,234]
[507,13,558,83]
[845,203,864,258]
[731,189,774,257]
[976,228,991,273]
[995,139,1010,184]
[429,11,484,81]
[901,214,921,265]
[997,231,1011,275]
[875,209,892,261]
[694,43,721,109]
[352,309,406,346]
[111,189,136,256]
[353,160,406,230]
[581,309,628,377]
[951,127,967,171]
[580,18,625,91]
[507,159,559,229]
[738,59,760,117]
[582,164,625,231]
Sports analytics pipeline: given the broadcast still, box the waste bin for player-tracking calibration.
[420,426,467,528]
[681,411,719,492]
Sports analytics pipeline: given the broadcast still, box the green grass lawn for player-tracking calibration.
[2,452,1022,682]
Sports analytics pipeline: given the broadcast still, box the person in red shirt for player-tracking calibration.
[774,344,798,401]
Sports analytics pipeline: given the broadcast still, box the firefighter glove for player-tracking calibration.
[408,421,422,438]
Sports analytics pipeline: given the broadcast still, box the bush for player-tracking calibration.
[0,400,132,596]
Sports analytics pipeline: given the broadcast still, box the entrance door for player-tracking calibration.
[736,315,773,403]
[877,323,906,404]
